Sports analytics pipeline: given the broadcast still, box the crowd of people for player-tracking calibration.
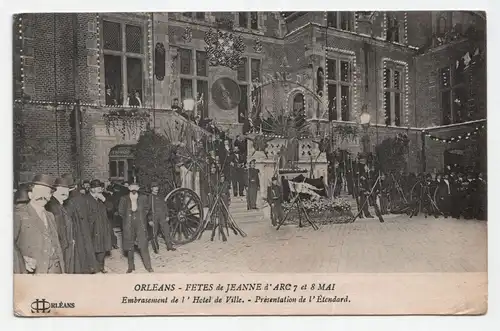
[331,162,487,222]
[14,174,176,274]
[201,133,260,211]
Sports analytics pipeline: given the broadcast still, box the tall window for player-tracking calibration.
[236,57,262,123]
[437,12,452,35]
[238,12,259,30]
[386,14,401,43]
[178,48,209,118]
[327,12,353,31]
[383,65,404,126]
[102,20,144,106]
[439,65,467,125]
[327,57,352,121]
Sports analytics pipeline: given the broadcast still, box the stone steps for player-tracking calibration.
[228,197,264,224]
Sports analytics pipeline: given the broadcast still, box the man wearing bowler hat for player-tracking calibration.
[14,174,65,274]
[86,179,115,273]
[46,177,75,273]
[63,173,98,274]
[118,180,153,273]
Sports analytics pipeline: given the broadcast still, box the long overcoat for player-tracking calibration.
[65,191,98,274]
[46,197,75,273]
[14,203,65,274]
[14,205,27,274]
[118,194,150,251]
[85,196,114,254]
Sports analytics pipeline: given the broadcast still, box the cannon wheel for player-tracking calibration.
[165,187,204,245]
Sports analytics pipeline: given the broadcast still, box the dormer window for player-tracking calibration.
[327,12,353,32]
[386,15,401,43]
[238,12,259,30]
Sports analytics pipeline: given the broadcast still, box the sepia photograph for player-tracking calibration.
[11,9,488,316]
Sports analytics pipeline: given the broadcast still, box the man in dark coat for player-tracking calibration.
[118,181,153,273]
[14,174,65,274]
[267,176,284,227]
[149,182,176,252]
[233,135,247,164]
[247,159,260,210]
[230,146,245,197]
[86,179,115,273]
[64,175,98,274]
[358,174,374,219]
[46,177,75,273]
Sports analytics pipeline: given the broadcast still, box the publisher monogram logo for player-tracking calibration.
[29,299,76,314]
[31,299,51,313]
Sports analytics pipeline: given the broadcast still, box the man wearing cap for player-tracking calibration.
[14,174,65,274]
[149,182,176,252]
[118,181,153,273]
[246,159,260,210]
[46,177,75,273]
[86,179,115,273]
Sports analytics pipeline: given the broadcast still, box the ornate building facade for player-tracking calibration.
[13,11,486,187]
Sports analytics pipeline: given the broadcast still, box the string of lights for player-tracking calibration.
[382,58,409,126]
[147,15,153,108]
[424,124,485,143]
[18,15,25,99]
[382,12,387,40]
[96,14,101,102]
[404,12,408,44]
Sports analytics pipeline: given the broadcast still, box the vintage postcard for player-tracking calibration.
[12,11,487,316]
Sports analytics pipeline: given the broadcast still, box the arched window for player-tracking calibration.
[292,93,306,128]
[292,93,304,113]
[438,15,447,35]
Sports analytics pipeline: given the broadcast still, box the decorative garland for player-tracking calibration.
[103,108,150,137]
[425,124,485,143]
[204,28,246,70]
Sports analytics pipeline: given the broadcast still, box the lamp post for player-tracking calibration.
[359,106,371,159]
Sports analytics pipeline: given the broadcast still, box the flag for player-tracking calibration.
[288,180,322,198]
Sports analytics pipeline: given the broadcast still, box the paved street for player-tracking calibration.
[105,215,487,273]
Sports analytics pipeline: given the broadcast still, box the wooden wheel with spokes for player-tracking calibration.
[164,188,204,245]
